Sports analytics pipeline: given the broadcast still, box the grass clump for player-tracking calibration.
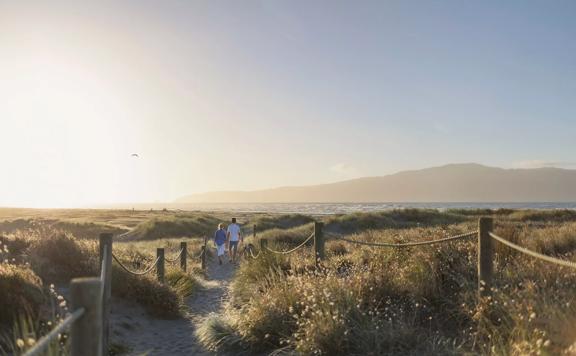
[27,232,97,283]
[196,314,244,352]
[253,214,315,232]
[0,264,44,331]
[132,215,221,240]
[111,266,181,318]
[256,223,315,247]
[165,269,198,300]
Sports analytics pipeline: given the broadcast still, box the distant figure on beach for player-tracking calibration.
[227,217,242,263]
[214,223,227,265]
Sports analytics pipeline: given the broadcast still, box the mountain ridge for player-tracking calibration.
[176,164,576,203]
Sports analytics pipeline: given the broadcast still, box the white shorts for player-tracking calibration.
[217,244,226,257]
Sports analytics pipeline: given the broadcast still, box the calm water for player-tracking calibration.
[170,202,576,215]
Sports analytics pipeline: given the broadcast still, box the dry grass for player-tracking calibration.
[203,210,576,355]
[0,214,208,351]
[3,208,576,355]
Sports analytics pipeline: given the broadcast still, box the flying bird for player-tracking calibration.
[131,153,139,158]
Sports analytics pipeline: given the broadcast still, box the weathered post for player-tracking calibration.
[253,224,256,239]
[180,241,187,272]
[478,217,494,298]
[201,235,208,270]
[314,222,325,267]
[157,248,165,283]
[70,277,102,356]
[98,233,112,354]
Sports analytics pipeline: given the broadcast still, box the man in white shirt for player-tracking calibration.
[227,217,242,263]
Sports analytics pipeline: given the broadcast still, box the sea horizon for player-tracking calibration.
[95,202,576,215]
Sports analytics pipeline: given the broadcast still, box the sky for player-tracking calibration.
[1,0,575,208]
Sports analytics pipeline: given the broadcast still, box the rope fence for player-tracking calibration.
[164,248,185,263]
[112,253,160,276]
[24,308,86,356]
[247,245,261,259]
[330,230,478,248]
[23,233,205,356]
[23,217,576,356]
[489,232,576,269]
[252,218,576,303]
[263,232,315,255]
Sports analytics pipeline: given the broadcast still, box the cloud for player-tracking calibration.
[512,160,576,169]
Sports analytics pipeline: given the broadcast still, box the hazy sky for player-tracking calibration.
[1,0,575,207]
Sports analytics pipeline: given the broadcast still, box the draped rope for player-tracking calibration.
[489,232,576,269]
[112,253,160,275]
[264,232,315,255]
[164,249,184,263]
[329,230,478,247]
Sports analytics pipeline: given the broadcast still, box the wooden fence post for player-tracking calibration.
[201,246,206,270]
[157,248,165,283]
[180,241,187,272]
[98,233,112,355]
[201,235,208,270]
[478,217,494,298]
[70,277,102,356]
[253,224,256,239]
[314,222,325,267]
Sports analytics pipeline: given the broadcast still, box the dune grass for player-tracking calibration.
[130,215,222,240]
[201,211,576,355]
[0,220,207,352]
[3,208,576,354]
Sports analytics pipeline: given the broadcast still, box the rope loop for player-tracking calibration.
[164,248,184,263]
[248,245,261,259]
[112,253,160,275]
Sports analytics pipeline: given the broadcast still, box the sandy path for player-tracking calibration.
[111,255,236,355]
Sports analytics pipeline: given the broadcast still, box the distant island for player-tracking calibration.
[176,163,576,203]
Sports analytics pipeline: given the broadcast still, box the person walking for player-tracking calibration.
[214,223,227,265]
[227,217,242,263]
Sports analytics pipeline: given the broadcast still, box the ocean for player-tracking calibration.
[168,202,576,215]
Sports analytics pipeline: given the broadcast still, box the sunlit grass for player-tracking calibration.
[207,212,576,355]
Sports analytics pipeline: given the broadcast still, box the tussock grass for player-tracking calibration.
[253,214,315,232]
[196,314,244,352]
[0,264,44,331]
[131,215,221,240]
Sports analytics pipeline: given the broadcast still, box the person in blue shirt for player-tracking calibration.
[214,223,227,265]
